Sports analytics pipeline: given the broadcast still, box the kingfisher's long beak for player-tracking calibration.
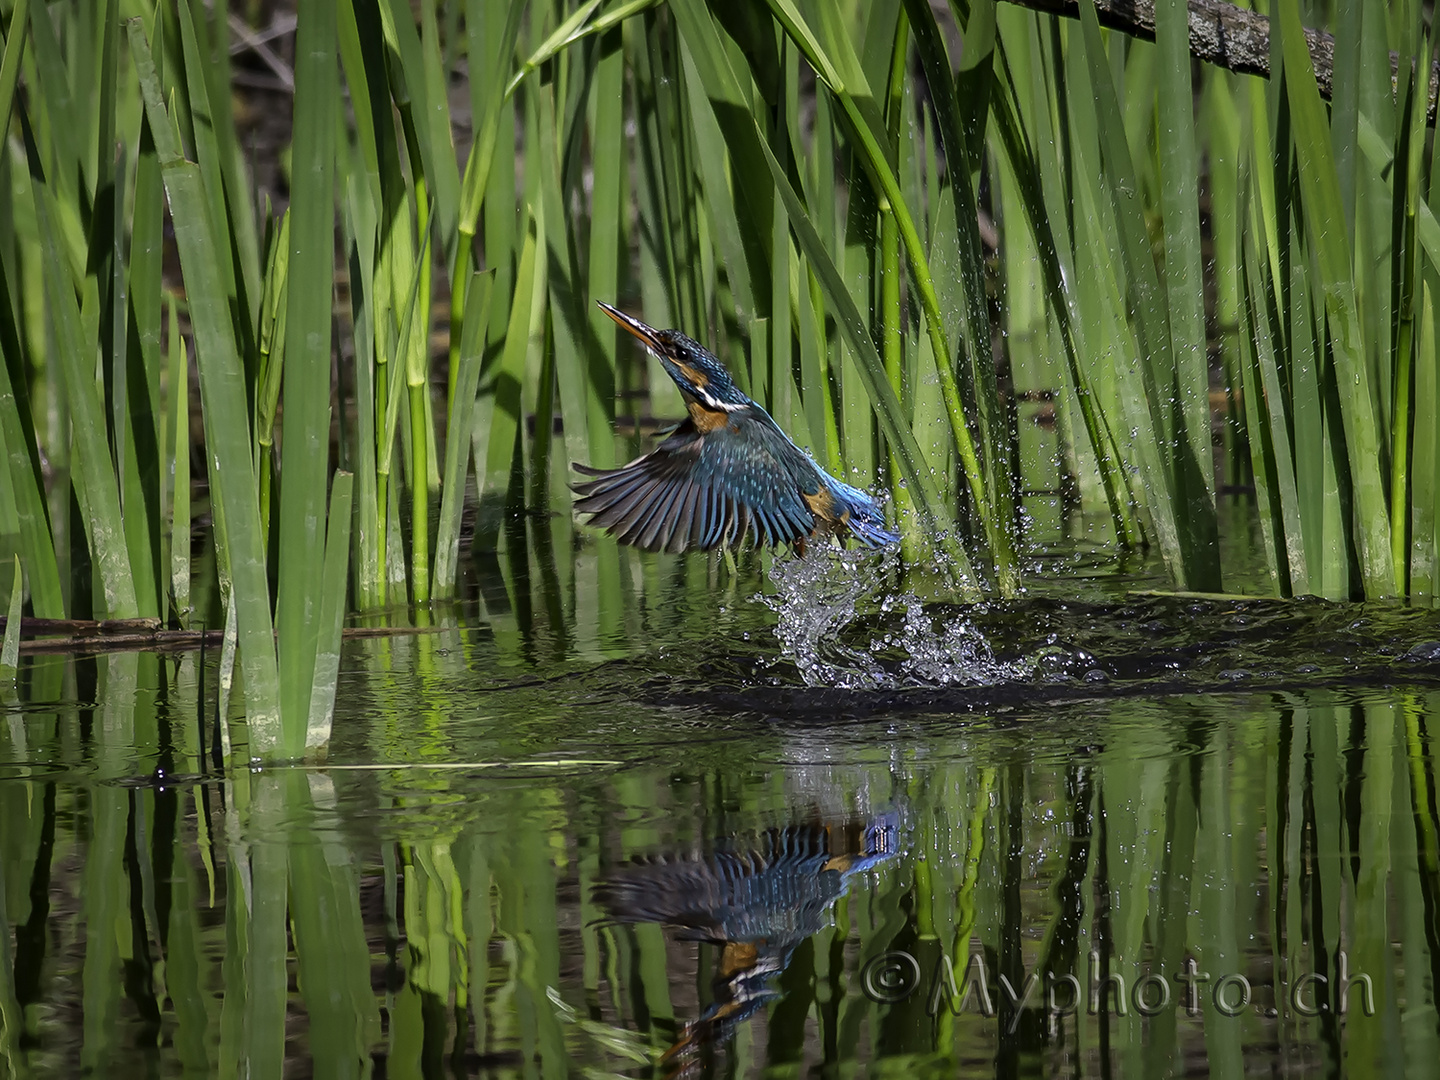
[597,300,664,353]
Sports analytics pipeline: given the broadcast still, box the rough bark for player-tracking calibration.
[998,0,1438,122]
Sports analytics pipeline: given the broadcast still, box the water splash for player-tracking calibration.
[761,549,1033,690]
[882,599,1034,687]
[760,547,895,688]
[750,562,1440,702]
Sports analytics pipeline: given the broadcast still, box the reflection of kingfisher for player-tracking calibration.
[594,816,900,1077]
[573,303,900,555]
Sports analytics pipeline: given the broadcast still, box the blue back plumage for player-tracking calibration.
[578,302,904,554]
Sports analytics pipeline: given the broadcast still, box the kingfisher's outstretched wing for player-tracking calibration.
[592,823,887,942]
[571,413,820,553]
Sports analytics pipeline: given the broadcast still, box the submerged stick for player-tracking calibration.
[0,617,455,656]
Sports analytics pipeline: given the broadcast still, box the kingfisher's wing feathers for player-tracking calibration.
[572,416,818,552]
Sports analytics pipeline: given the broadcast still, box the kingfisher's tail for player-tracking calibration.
[823,477,900,547]
[847,515,901,547]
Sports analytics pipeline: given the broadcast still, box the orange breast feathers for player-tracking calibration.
[802,485,841,525]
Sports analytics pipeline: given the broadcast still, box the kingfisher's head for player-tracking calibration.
[597,301,748,410]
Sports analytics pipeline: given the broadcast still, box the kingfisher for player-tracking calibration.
[574,302,900,555]
[594,815,900,1077]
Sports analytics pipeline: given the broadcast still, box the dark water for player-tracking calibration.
[4,510,1440,1077]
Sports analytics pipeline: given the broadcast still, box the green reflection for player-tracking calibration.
[1,512,1440,1078]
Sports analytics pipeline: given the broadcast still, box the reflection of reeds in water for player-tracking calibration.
[5,639,1440,1075]
[594,817,899,1076]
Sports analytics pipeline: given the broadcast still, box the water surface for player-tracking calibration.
[4,513,1440,1078]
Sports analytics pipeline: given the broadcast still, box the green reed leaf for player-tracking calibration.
[451,0,523,417]
[539,88,614,471]
[1239,197,1308,595]
[988,13,1138,546]
[1156,0,1214,505]
[175,0,250,371]
[435,270,495,599]
[1075,0,1219,590]
[587,26,627,380]
[306,472,353,752]
[802,0,1015,589]
[277,0,340,751]
[129,18,281,751]
[1413,267,1439,599]
[379,0,460,256]
[342,172,383,608]
[166,299,192,625]
[0,555,20,675]
[0,0,30,138]
[506,0,604,99]
[478,206,542,544]
[0,268,61,617]
[1277,0,1395,597]
[26,150,138,619]
[909,0,1015,540]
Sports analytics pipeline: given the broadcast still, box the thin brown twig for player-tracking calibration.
[227,12,295,93]
[1,616,455,656]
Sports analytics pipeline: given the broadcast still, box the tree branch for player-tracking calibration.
[998,0,1438,123]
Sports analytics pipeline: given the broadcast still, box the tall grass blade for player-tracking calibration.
[1155,0,1214,505]
[0,0,30,138]
[986,34,1137,545]
[342,174,382,608]
[1238,210,1307,594]
[1415,267,1439,598]
[167,299,193,624]
[773,0,1014,587]
[452,0,523,417]
[478,206,542,548]
[190,0,262,322]
[435,270,494,598]
[26,0,85,236]
[256,211,290,539]
[587,25,628,388]
[1075,0,1219,591]
[0,555,19,676]
[129,19,281,751]
[0,287,61,616]
[539,88,614,472]
[1276,0,1395,597]
[277,0,339,748]
[906,0,1020,574]
[380,0,460,256]
[306,472,353,754]
[128,87,170,621]
[508,0,602,98]
[174,0,251,374]
[26,142,138,619]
